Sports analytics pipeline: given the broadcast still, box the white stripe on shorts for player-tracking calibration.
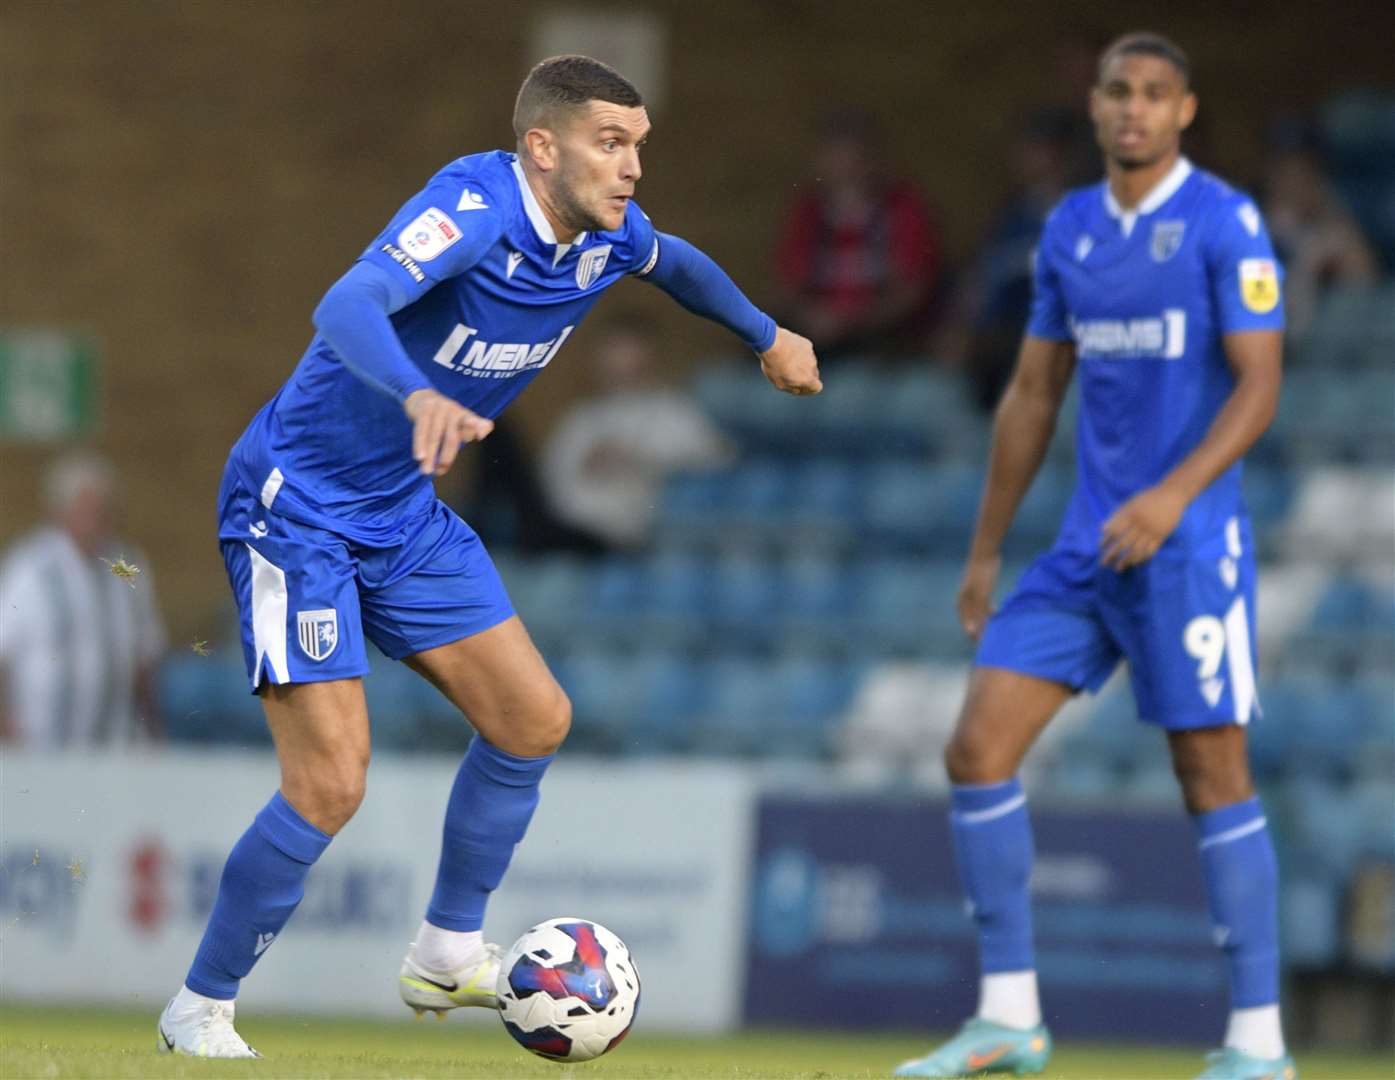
[1224,596,1258,725]
[246,543,289,687]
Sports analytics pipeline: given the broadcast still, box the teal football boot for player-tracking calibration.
[1194,1047,1298,1079]
[893,1017,1052,1077]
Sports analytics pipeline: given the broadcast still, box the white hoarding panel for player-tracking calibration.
[0,751,754,1031]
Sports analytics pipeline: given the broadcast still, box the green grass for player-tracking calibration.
[0,1005,1388,1079]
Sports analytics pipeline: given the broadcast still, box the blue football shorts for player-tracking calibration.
[218,472,514,688]
[976,518,1261,729]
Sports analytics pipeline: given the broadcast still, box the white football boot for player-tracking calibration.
[399,940,504,1018]
[156,995,261,1058]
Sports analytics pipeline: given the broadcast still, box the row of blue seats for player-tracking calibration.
[163,634,1392,769]
[1053,674,1395,786]
[1267,369,1395,463]
[1291,283,1395,367]
[689,351,1393,464]
[656,459,1298,552]
[509,553,986,654]
[158,646,867,757]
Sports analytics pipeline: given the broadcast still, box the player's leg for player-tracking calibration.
[160,679,370,1056]
[1109,535,1292,1079]
[1169,726,1290,1077]
[358,502,565,1014]
[896,562,1119,1079]
[398,617,568,1012]
[948,666,1071,1012]
[895,669,1068,1079]
[160,478,369,1057]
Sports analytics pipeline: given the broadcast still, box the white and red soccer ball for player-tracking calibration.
[496,917,641,1063]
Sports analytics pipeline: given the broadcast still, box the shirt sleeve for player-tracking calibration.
[622,201,660,276]
[1025,210,1072,341]
[312,174,506,402]
[355,175,505,309]
[641,232,777,352]
[1207,195,1286,334]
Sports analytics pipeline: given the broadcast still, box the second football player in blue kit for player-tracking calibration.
[894,32,1293,1080]
[157,55,820,1059]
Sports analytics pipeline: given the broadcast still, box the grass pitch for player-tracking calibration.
[1,1005,1389,1079]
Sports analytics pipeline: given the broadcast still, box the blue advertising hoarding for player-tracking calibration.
[744,796,1227,1043]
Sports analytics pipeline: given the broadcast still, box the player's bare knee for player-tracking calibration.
[1171,757,1252,814]
[527,686,571,756]
[944,726,1009,785]
[284,759,368,834]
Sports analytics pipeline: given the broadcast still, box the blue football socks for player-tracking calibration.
[950,779,1036,973]
[1194,796,1281,1008]
[426,736,553,932]
[185,791,332,999]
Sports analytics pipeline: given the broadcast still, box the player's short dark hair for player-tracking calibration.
[513,55,643,139]
[1098,31,1191,87]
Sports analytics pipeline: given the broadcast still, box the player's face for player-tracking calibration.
[1090,54,1196,170]
[552,101,650,234]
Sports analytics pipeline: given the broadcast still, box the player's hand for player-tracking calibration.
[404,388,494,476]
[1100,484,1188,570]
[958,552,1001,640]
[760,327,822,396]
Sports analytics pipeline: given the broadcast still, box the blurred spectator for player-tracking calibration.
[539,318,735,550]
[1264,141,1379,335]
[450,417,606,557]
[774,110,942,359]
[0,452,166,746]
[937,111,1077,410]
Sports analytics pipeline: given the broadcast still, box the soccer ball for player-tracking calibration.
[496,917,641,1062]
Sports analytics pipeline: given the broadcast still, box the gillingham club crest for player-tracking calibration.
[1150,220,1186,262]
[575,245,612,289]
[297,608,338,661]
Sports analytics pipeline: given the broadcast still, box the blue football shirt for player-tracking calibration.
[1027,158,1285,555]
[229,150,660,541]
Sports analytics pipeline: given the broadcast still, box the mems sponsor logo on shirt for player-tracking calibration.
[1070,309,1187,360]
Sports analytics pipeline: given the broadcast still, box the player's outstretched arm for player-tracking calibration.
[959,335,1075,637]
[1100,329,1281,569]
[642,232,821,395]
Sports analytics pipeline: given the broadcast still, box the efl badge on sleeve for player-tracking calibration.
[575,244,612,289]
[1238,258,1280,313]
[1150,220,1186,262]
[399,208,462,262]
[297,608,339,662]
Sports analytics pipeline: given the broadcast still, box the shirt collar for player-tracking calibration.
[1104,156,1193,236]
[510,155,586,263]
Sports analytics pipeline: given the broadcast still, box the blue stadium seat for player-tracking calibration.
[864,460,938,542]
[160,655,269,747]
[786,458,864,530]
[552,648,636,751]
[1241,466,1295,534]
[696,656,782,756]
[709,552,781,636]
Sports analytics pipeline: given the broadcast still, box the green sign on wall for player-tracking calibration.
[0,331,99,441]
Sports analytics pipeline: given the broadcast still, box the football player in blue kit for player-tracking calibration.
[157,55,820,1058]
[894,33,1294,1080]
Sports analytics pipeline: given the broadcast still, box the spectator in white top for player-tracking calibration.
[0,452,166,746]
[540,318,736,549]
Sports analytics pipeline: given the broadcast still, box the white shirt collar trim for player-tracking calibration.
[510,155,585,263]
[1104,156,1193,237]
